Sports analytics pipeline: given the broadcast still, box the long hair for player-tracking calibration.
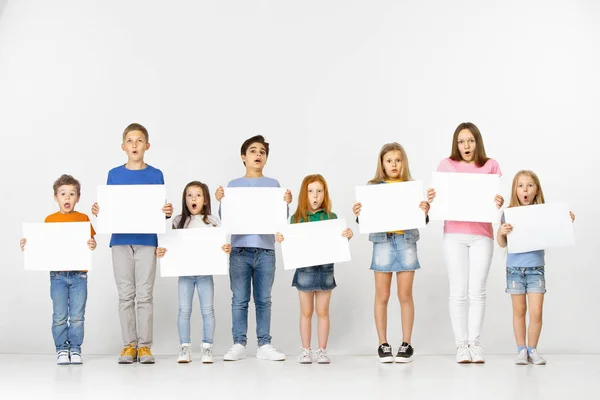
[508,170,545,208]
[449,122,489,167]
[368,142,413,184]
[292,174,333,224]
[177,181,213,228]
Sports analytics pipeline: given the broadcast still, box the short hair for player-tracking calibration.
[240,135,270,158]
[122,123,149,142]
[53,174,81,196]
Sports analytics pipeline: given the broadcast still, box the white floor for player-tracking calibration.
[1,354,598,400]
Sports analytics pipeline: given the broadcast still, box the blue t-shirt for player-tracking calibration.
[223,176,281,250]
[502,212,545,267]
[107,164,164,247]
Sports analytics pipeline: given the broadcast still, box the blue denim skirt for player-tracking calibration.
[292,264,336,292]
[370,233,421,272]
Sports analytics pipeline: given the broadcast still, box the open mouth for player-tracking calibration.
[523,195,529,202]
[64,203,71,209]
[191,204,198,210]
[464,151,471,156]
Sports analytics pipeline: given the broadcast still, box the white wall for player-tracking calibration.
[1,0,598,355]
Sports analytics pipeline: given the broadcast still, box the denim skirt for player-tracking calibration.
[292,264,336,292]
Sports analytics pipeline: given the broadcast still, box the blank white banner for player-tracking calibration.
[221,187,287,234]
[504,202,575,253]
[280,219,351,270]
[429,172,501,223]
[97,185,166,234]
[355,181,426,234]
[23,222,92,271]
[158,228,228,277]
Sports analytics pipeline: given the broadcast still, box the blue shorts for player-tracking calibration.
[370,233,420,272]
[506,267,546,294]
[292,264,336,292]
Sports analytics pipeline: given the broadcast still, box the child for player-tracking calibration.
[91,123,173,364]
[497,170,575,365]
[352,143,430,363]
[20,174,96,365]
[275,174,353,364]
[428,122,503,363]
[215,134,292,361]
[156,181,232,364]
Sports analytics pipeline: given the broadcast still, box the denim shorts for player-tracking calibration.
[292,264,336,292]
[370,233,420,272]
[506,267,546,294]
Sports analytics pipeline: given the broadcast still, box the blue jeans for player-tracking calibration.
[178,275,215,344]
[229,247,276,346]
[50,271,88,353]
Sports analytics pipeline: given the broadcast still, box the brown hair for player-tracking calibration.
[449,122,489,167]
[122,123,149,142]
[369,142,413,184]
[292,174,334,224]
[508,170,545,208]
[53,174,81,196]
[177,181,213,228]
[240,135,270,165]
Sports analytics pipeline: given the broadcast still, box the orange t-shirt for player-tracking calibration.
[45,211,96,272]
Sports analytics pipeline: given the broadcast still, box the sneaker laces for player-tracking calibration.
[314,348,328,360]
[202,346,213,358]
[468,344,483,356]
[262,344,278,353]
[299,348,311,359]
[457,345,470,357]
[180,345,190,357]
[381,344,392,354]
[399,344,409,353]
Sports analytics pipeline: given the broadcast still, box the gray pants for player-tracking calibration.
[112,245,157,348]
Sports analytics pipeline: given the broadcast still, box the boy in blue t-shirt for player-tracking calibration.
[92,123,172,364]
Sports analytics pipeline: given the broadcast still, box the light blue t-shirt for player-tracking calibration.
[224,176,281,250]
[502,213,545,267]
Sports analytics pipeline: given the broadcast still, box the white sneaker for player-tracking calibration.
[177,343,192,363]
[456,345,471,364]
[70,351,83,365]
[515,348,529,365]
[468,344,485,363]
[56,351,70,365]
[223,343,247,361]
[201,343,214,364]
[528,349,547,365]
[314,348,330,364]
[298,347,312,364]
[256,344,286,361]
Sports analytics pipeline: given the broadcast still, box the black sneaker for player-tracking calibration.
[395,342,414,363]
[378,343,394,363]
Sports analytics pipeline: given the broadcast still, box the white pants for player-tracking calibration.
[443,234,494,346]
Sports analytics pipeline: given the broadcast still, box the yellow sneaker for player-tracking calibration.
[138,346,155,364]
[118,343,137,364]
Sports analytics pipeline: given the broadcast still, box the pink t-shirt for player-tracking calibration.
[436,157,502,239]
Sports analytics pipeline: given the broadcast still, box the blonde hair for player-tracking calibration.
[508,170,545,208]
[369,142,412,184]
[292,174,333,224]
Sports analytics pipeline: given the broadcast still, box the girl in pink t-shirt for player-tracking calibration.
[428,122,504,364]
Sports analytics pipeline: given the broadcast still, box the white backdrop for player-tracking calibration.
[1,0,598,356]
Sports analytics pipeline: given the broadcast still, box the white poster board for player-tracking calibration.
[23,222,92,271]
[429,172,501,223]
[504,202,575,253]
[355,181,426,233]
[280,219,351,270]
[221,187,287,234]
[158,227,228,276]
[97,185,166,234]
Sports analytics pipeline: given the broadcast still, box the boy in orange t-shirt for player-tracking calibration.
[20,174,96,365]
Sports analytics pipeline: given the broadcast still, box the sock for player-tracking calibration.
[518,345,527,353]
[527,346,536,353]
